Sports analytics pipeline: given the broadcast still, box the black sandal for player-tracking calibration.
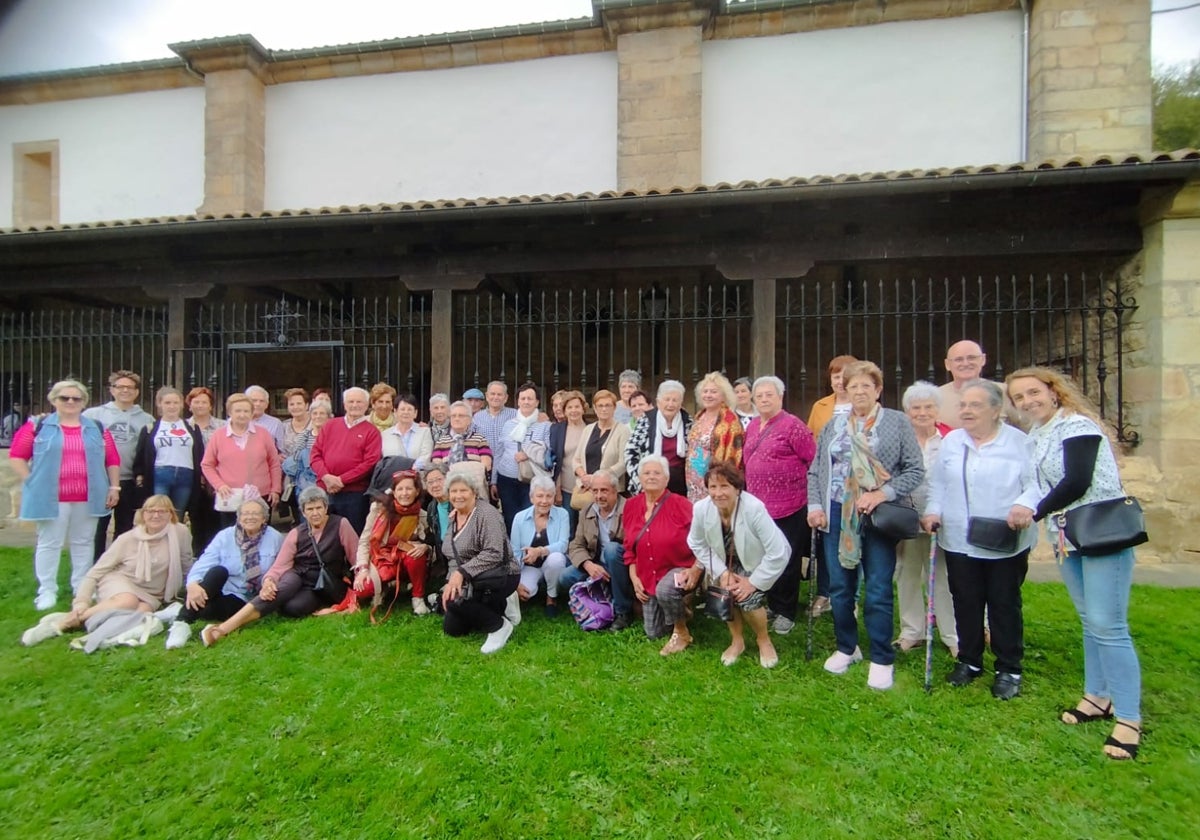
[1061,697,1113,725]
[1104,722,1142,761]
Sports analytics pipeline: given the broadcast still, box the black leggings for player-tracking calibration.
[178,566,247,623]
[443,573,519,636]
[250,569,336,618]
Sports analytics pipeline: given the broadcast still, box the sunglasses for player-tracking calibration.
[56,396,85,403]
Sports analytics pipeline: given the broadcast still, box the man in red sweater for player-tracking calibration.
[309,386,381,533]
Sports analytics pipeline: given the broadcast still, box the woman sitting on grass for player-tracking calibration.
[162,498,284,650]
[198,486,357,646]
[440,472,521,654]
[353,470,433,618]
[511,475,571,618]
[22,495,192,646]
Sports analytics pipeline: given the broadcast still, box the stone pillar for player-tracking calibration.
[602,1,713,190]
[143,283,213,390]
[172,37,269,215]
[1127,182,1200,563]
[399,275,486,397]
[1027,0,1151,159]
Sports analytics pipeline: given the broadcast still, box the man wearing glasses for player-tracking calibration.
[84,370,154,558]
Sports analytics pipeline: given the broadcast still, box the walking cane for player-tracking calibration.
[805,528,819,662]
[924,525,940,694]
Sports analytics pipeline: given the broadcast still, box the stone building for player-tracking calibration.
[0,0,1197,562]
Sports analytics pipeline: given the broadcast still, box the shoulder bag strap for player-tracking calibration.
[630,497,665,555]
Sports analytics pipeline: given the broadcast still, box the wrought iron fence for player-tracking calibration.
[453,282,753,397]
[0,307,168,417]
[779,272,1138,444]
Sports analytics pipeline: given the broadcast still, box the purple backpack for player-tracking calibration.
[568,576,614,631]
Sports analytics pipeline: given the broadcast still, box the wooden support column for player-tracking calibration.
[751,277,776,379]
[399,274,485,397]
[144,283,213,390]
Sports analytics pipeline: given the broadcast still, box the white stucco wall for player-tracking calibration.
[702,11,1025,182]
[0,87,205,227]
[265,51,617,208]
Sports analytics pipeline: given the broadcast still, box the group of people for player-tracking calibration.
[11,342,1145,760]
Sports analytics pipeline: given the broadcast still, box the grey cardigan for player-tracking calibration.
[806,406,924,524]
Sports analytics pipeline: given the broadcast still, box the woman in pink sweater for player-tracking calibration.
[200,394,281,528]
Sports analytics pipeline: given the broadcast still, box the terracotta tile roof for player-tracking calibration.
[2,151,1197,237]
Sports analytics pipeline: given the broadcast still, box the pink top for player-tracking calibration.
[9,421,119,502]
[200,424,282,496]
[742,410,816,520]
[265,517,360,582]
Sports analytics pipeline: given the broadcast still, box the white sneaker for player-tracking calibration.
[480,617,514,654]
[34,592,57,611]
[153,602,183,623]
[21,613,68,647]
[823,646,863,674]
[411,596,431,616]
[165,621,192,650]
[867,662,895,690]
[504,591,522,627]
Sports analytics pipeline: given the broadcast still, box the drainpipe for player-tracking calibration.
[1020,0,1030,161]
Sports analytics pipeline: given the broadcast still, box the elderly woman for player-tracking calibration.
[1008,367,1144,759]
[431,400,493,495]
[427,393,452,448]
[381,392,434,469]
[9,379,120,611]
[623,455,698,654]
[21,495,193,646]
[422,463,453,604]
[282,399,332,496]
[549,390,589,523]
[894,381,958,657]
[184,386,225,551]
[628,390,651,428]
[685,371,745,503]
[689,461,790,668]
[353,469,432,618]
[807,354,858,438]
[440,472,522,654]
[494,381,550,535]
[923,379,1038,701]
[200,393,282,528]
[732,376,757,430]
[133,386,205,520]
[163,497,283,649]
[368,381,397,433]
[280,388,311,460]
[198,487,358,645]
[614,369,642,426]
[572,388,631,499]
[625,380,692,496]
[185,386,225,443]
[510,475,571,616]
[807,360,924,691]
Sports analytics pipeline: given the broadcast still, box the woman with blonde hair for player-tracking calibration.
[1007,366,1144,760]
[368,382,398,433]
[684,372,744,502]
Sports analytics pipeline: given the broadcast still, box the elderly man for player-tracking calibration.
[742,375,817,635]
[472,381,517,501]
[309,386,382,532]
[559,471,633,631]
[245,385,286,451]
[462,387,486,416]
[939,340,1021,429]
[85,369,154,559]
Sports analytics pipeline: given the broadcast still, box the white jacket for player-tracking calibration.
[688,492,791,592]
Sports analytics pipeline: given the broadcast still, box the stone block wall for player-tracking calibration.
[1028,0,1152,158]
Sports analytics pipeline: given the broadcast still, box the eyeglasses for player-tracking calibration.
[56,395,84,403]
[112,383,138,391]
[143,509,172,516]
[948,355,983,364]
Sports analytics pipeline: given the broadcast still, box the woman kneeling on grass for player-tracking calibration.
[162,498,283,649]
[440,472,521,654]
[353,470,433,619]
[688,461,790,669]
[22,495,192,646]
[199,487,357,646]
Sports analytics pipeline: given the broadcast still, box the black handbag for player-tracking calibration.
[962,449,1020,554]
[863,501,921,541]
[1060,496,1148,555]
[705,585,735,622]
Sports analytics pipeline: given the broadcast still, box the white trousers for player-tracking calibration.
[895,534,958,648]
[34,501,97,599]
[518,551,570,598]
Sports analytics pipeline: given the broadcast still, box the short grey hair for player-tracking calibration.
[902,380,942,410]
[429,393,450,407]
[590,470,616,489]
[309,400,333,416]
[342,386,369,402]
[47,379,89,405]
[446,470,487,500]
[638,454,671,477]
[960,378,1005,414]
[528,475,556,499]
[244,385,269,399]
[448,400,471,413]
[237,497,271,518]
[297,486,330,508]
[486,380,508,395]
[656,380,685,400]
[752,375,785,397]
[618,369,642,387]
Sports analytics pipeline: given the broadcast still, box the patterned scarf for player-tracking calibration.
[369,412,397,433]
[370,494,424,556]
[236,524,266,592]
[838,403,891,569]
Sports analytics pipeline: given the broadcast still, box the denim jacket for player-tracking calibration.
[20,414,111,520]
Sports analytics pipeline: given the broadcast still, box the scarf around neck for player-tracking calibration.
[838,403,891,569]
[370,412,397,433]
[653,410,683,457]
[235,524,266,591]
[131,524,184,603]
[508,410,538,443]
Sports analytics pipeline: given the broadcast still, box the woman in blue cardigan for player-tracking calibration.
[510,475,571,617]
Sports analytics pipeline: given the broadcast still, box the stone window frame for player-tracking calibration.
[12,139,59,226]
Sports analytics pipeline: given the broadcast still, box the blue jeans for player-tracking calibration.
[824,502,898,666]
[1059,547,1141,722]
[153,466,193,516]
[559,541,633,617]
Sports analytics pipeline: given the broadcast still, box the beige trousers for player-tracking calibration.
[895,534,958,648]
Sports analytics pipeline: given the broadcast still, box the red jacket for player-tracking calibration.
[310,418,382,493]
[622,490,694,594]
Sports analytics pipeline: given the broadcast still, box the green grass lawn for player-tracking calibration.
[1,547,1197,840]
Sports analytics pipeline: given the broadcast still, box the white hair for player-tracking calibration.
[638,454,671,476]
[528,475,556,498]
[656,380,685,399]
[342,386,370,402]
[752,375,785,397]
[429,393,450,407]
[901,380,942,410]
[244,385,269,399]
